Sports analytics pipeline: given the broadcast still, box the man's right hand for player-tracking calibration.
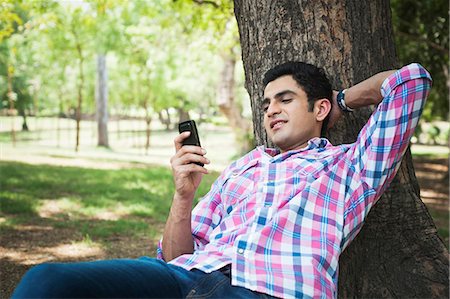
[170,131,210,201]
[327,90,343,129]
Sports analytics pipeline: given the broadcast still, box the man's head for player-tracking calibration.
[262,61,332,152]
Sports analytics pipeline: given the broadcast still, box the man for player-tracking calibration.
[12,62,431,299]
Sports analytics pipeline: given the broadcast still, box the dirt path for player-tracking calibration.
[1,157,448,298]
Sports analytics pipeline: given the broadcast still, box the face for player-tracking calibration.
[262,75,324,152]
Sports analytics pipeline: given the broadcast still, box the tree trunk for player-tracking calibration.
[143,99,152,154]
[19,109,28,131]
[178,107,190,123]
[96,53,109,147]
[7,63,16,146]
[75,55,83,153]
[216,52,252,154]
[234,0,449,298]
[158,109,172,131]
[73,28,84,153]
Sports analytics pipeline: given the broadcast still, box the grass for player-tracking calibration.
[0,161,219,241]
[411,143,449,158]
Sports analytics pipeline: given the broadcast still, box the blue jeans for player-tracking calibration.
[12,257,275,298]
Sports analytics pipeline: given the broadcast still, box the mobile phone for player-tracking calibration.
[178,120,204,166]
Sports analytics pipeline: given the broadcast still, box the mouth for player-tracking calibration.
[270,119,287,130]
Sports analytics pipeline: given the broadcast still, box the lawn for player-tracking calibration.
[0,161,219,298]
[0,161,218,239]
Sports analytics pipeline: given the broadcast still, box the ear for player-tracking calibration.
[314,98,332,122]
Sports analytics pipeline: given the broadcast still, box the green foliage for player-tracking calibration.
[0,0,23,42]
[0,0,244,131]
[391,0,449,120]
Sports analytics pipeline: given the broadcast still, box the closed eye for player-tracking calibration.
[262,102,269,113]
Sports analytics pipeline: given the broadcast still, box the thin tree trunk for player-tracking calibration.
[217,52,252,154]
[158,109,172,131]
[143,100,152,154]
[57,91,63,148]
[178,107,190,123]
[7,63,16,146]
[19,108,28,131]
[73,29,84,153]
[234,0,449,298]
[96,53,109,147]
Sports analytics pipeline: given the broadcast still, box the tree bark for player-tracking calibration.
[96,54,109,147]
[234,0,449,298]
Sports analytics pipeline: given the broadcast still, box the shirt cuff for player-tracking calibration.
[381,63,432,98]
[156,239,165,261]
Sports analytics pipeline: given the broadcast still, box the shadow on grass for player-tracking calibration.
[0,216,161,298]
[0,161,218,298]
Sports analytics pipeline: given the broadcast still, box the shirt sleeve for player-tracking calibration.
[190,173,225,251]
[156,168,227,261]
[341,63,432,248]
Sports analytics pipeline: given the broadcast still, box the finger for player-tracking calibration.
[174,131,191,152]
[175,152,210,167]
[170,148,208,167]
[176,163,209,175]
[173,145,206,159]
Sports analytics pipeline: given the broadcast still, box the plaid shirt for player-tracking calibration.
[157,63,431,298]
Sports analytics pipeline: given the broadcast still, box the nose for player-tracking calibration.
[266,101,281,117]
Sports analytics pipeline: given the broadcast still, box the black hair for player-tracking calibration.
[263,61,332,136]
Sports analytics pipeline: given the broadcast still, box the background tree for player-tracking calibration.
[43,5,94,152]
[89,0,125,148]
[391,0,449,121]
[234,0,449,298]
[0,1,29,144]
[173,0,253,153]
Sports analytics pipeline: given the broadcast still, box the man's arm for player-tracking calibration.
[161,132,210,261]
[344,70,396,108]
[338,63,432,249]
[328,70,396,128]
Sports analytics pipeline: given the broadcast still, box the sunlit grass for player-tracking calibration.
[411,144,449,158]
[0,161,219,241]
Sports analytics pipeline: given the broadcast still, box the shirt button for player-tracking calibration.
[231,172,239,178]
[238,248,244,254]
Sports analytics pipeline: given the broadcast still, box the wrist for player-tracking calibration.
[172,192,194,210]
[336,89,354,112]
[173,191,195,202]
[169,198,193,221]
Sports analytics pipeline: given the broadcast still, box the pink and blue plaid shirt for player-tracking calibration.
[157,63,431,298]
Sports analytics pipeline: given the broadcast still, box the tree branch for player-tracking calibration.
[192,0,219,8]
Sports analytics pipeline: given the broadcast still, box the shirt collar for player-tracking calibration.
[260,137,332,161]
